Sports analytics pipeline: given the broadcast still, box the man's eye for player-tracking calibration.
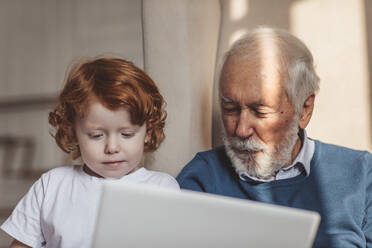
[222,106,240,114]
[252,109,266,117]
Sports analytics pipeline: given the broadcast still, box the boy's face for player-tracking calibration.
[74,101,147,178]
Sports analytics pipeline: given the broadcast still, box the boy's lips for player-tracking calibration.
[102,160,125,167]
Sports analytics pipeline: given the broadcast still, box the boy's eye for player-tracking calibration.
[121,132,134,138]
[88,133,103,139]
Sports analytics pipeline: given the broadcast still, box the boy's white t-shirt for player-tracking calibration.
[1,165,179,248]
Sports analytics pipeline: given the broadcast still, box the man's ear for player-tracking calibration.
[299,94,315,129]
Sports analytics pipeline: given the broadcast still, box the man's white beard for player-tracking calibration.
[224,115,300,181]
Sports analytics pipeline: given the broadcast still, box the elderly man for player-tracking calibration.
[176,27,372,247]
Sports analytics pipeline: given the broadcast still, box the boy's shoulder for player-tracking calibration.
[129,168,179,189]
[42,164,81,176]
[39,165,84,183]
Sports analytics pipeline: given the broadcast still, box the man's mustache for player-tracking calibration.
[228,137,266,152]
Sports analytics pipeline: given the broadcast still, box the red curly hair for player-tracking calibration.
[49,57,166,159]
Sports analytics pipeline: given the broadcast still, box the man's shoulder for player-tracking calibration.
[187,146,230,168]
[314,139,369,153]
[195,145,226,158]
[178,146,235,176]
[313,139,372,163]
[177,146,231,177]
[176,146,234,191]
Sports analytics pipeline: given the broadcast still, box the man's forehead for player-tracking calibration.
[223,50,281,72]
[220,57,284,89]
[219,53,288,108]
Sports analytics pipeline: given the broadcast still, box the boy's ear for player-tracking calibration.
[144,132,151,144]
[72,137,79,146]
[71,128,79,144]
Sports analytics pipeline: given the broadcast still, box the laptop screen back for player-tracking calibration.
[93,181,320,248]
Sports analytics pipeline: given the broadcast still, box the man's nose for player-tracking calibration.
[235,109,254,139]
[105,136,120,154]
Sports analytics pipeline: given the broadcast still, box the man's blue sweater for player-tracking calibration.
[176,140,372,247]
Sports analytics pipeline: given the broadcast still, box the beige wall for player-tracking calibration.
[291,0,371,151]
[142,0,220,176]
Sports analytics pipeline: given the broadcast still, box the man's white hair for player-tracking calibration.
[221,26,320,114]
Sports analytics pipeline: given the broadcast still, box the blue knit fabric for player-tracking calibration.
[176,140,372,247]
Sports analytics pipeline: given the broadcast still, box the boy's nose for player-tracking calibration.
[105,137,120,154]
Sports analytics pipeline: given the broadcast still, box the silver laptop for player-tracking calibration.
[93,181,320,248]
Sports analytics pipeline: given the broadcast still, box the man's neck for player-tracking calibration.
[284,131,304,168]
